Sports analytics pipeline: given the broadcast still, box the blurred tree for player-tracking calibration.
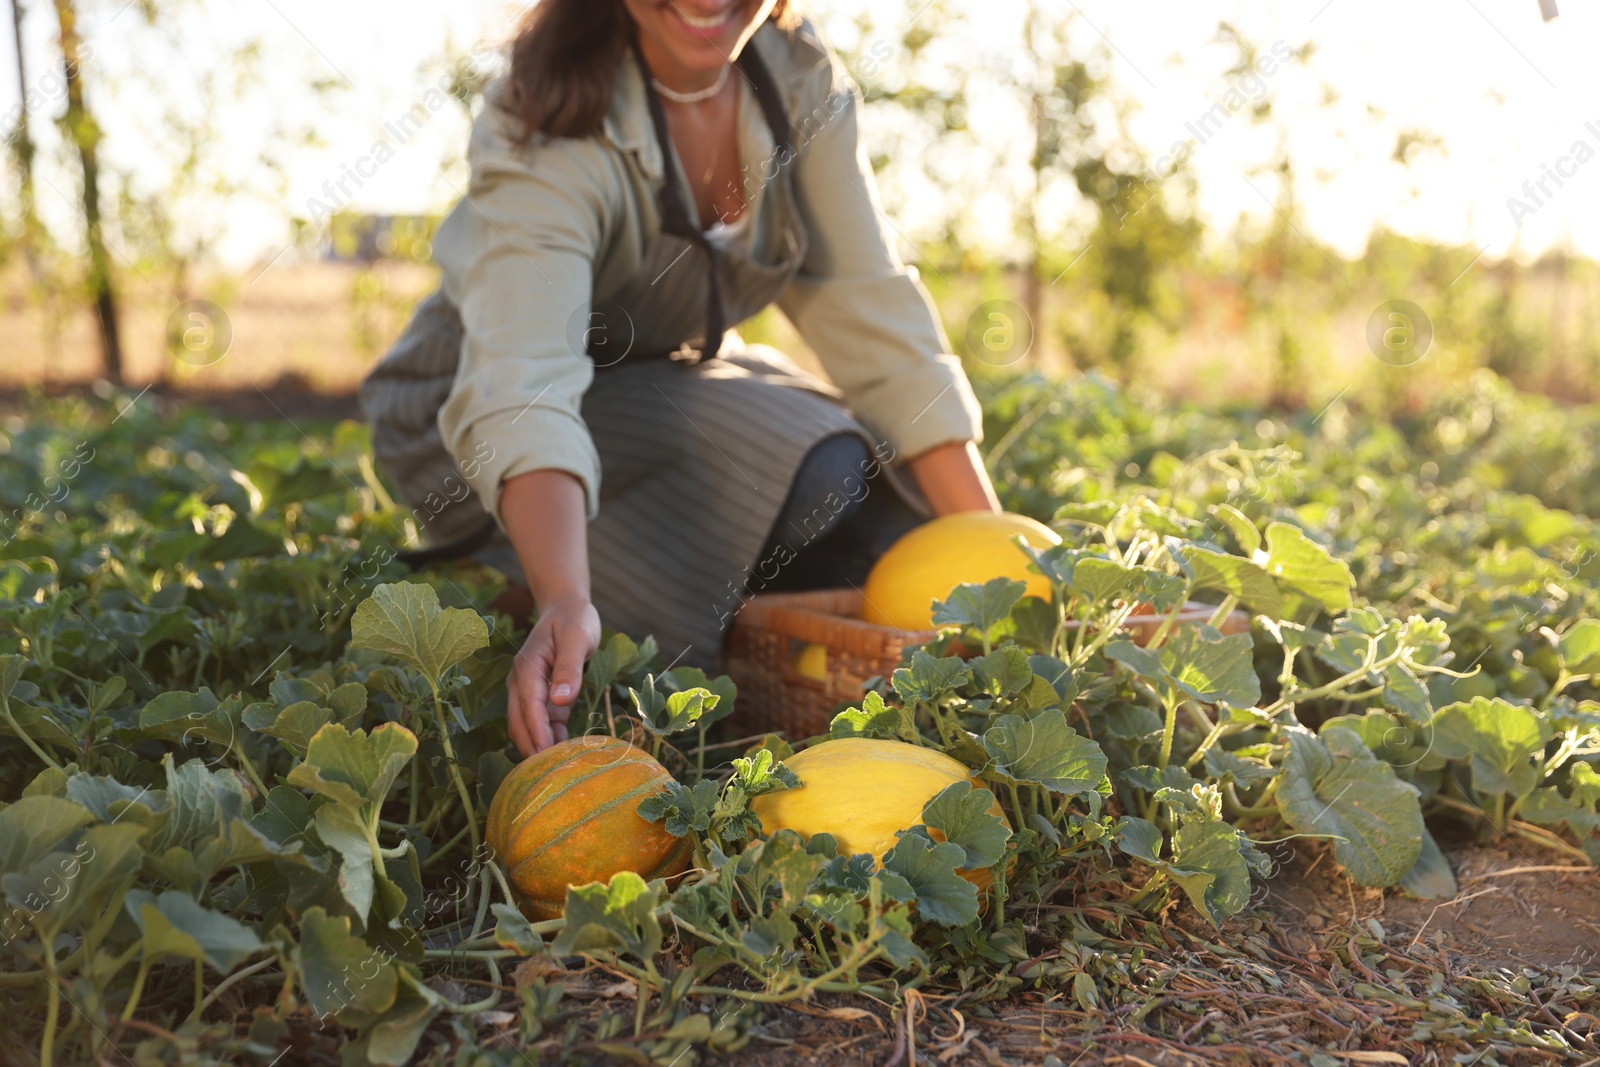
[6,0,43,277]
[50,0,123,383]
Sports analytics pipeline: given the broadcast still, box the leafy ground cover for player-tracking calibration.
[0,375,1597,1066]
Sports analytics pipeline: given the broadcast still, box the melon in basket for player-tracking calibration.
[860,511,1061,631]
[485,735,693,920]
[748,737,1009,890]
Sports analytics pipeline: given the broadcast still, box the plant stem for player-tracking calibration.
[1,697,62,772]
[1144,599,1187,651]
[1157,690,1180,768]
[1224,781,1280,820]
[198,956,277,1015]
[1509,821,1594,865]
[121,955,151,1021]
[1205,595,1239,632]
[233,747,269,797]
[41,944,60,1067]
[487,859,517,908]
[695,721,707,784]
[421,821,473,869]
[1126,871,1167,909]
[191,960,205,1022]
[426,677,481,855]
[408,750,420,826]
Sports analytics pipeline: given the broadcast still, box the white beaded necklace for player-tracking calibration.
[650,63,731,104]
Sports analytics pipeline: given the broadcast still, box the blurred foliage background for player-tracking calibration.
[0,0,1593,416]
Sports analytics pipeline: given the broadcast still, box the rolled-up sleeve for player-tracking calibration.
[776,71,983,461]
[435,112,620,522]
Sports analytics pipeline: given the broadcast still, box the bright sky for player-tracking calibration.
[1,0,1596,267]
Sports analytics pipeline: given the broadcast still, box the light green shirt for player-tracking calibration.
[431,18,982,520]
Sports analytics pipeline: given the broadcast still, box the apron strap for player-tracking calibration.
[634,35,793,361]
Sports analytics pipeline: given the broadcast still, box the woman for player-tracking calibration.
[361,0,998,757]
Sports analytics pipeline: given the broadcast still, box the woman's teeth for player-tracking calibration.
[677,9,729,30]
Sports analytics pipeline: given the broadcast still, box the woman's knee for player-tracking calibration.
[776,433,875,546]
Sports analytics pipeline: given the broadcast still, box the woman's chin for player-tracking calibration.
[660,39,739,72]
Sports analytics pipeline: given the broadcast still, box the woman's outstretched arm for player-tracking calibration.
[907,441,1001,516]
[500,469,602,756]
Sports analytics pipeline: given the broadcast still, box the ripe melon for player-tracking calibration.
[485,735,693,920]
[860,511,1061,631]
[748,738,1009,888]
[792,642,829,681]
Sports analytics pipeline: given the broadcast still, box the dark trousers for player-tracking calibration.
[750,433,925,593]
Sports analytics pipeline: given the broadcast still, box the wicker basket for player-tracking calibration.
[724,589,1248,741]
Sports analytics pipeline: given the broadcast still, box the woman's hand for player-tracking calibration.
[507,593,601,756]
[499,469,598,756]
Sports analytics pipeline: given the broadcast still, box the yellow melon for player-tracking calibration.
[792,643,829,681]
[748,738,1009,888]
[485,736,692,921]
[860,511,1061,631]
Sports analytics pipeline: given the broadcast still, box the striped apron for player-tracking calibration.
[361,44,917,669]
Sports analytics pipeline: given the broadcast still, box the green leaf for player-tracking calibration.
[1168,820,1253,926]
[1276,727,1423,887]
[1114,816,1165,865]
[920,782,1011,869]
[316,802,378,920]
[492,902,542,954]
[730,748,799,797]
[1115,817,1252,926]
[0,654,24,702]
[257,700,331,756]
[1069,558,1134,604]
[551,872,663,962]
[933,576,1027,636]
[1520,785,1600,839]
[880,833,979,927]
[633,678,719,737]
[661,668,738,727]
[4,824,146,936]
[66,775,168,829]
[350,581,489,685]
[1430,697,1550,799]
[638,779,719,837]
[1160,626,1261,709]
[1262,522,1354,614]
[1027,655,1077,702]
[982,709,1108,796]
[829,690,908,740]
[360,971,444,1067]
[1398,828,1458,900]
[891,650,974,705]
[970,645,1033,697]
[1180,546,1281,617]
[136,688,242,750]
[127,888,263,970]
[0,796,94,874]
[298,906,399,1017]
[1104,640,1165,680]
[287,722,419,811]
[1127,569,1189,613]
[1211,503,1261,556]
[1558,620,1600,674]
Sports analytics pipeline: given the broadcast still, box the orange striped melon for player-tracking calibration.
[485,735,693,920]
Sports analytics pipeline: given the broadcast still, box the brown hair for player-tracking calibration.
[505,0,798,143]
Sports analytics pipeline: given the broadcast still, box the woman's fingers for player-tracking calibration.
[514,628,557,754]
[505,603,599,757]
[505,674,533,757]
[548,628,587,711]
